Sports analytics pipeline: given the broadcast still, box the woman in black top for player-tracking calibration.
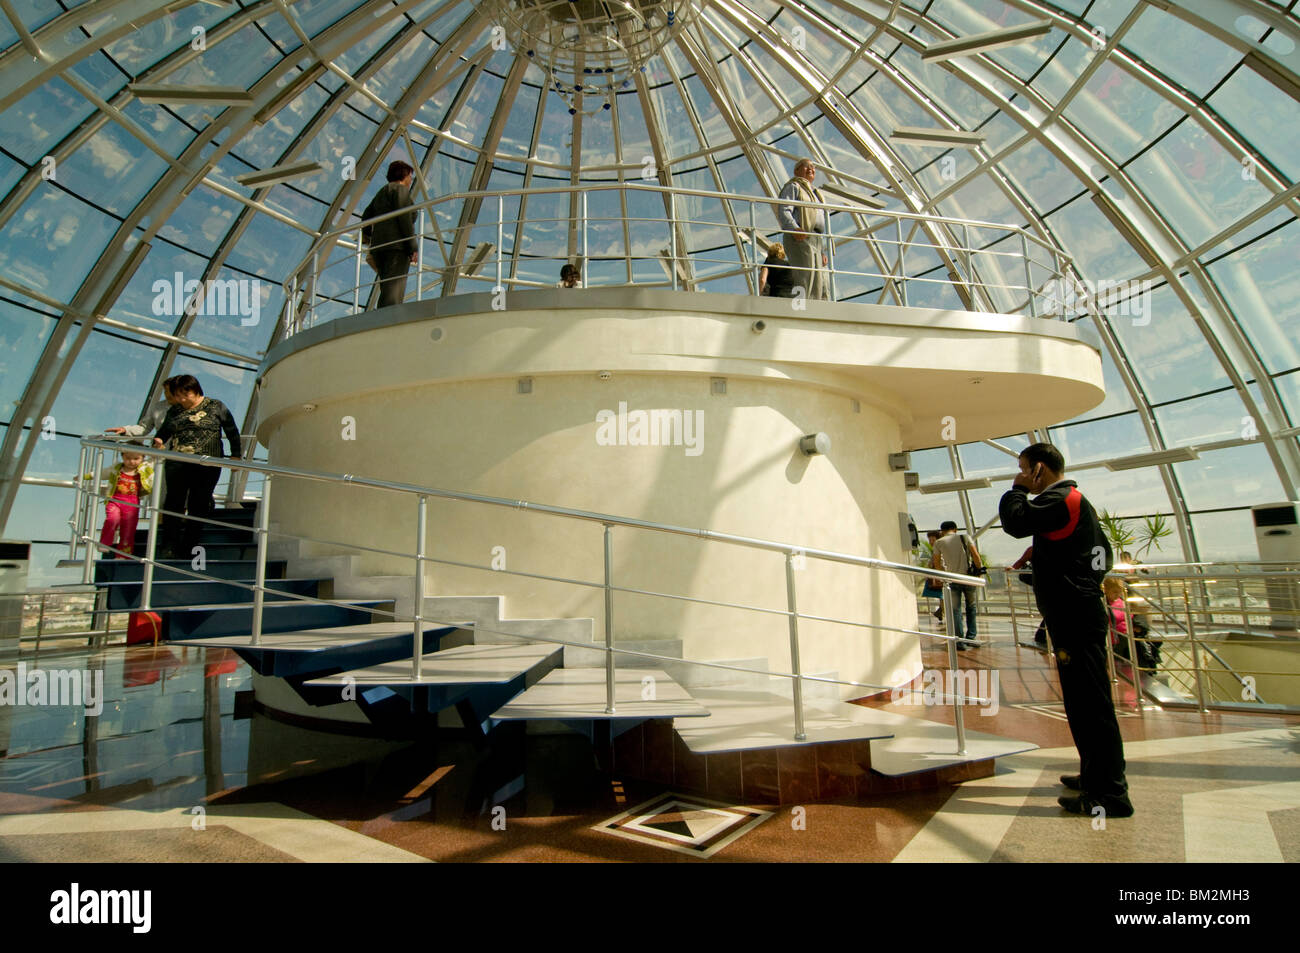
[152,375,241,559]
[760,244,796,297]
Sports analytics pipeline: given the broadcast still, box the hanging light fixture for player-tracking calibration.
[481,0,702,115]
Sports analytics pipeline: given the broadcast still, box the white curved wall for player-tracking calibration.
[256,291,1105,699]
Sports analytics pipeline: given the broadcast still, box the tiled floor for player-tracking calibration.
[1,615,1296,862]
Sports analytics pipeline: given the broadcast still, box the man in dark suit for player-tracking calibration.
[999,442,1134,818]
[362,160,418,308]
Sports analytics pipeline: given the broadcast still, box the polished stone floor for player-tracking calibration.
[1,615,1296,862]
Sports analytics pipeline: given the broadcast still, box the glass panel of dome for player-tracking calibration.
[66,49,129,101]
[1079,0,1142,37]
[157,183,240,258]
[1049,413,1151,466]
[1120,6,1241,97]
[235,82,332,170]
[1044,192,1148,284]
[24,428,85,487]
[449,70,504,149]
[1062,58,1185,164]
[122,98,198,157]
[100,5,227,77]
[2,483,84,572]
[180,278,282,356]
[496,85,541,158]
[942,173,1028,229]
[164,22,281,97]
[0,188,121,303]
[712,53,781,130]
[1273,371,1300,424]
[224,212,316,284]
[45,330,164,438]
[1061,464,1174,522]
[682,75,732,151]
[58,123,169,220]
[1126,120,1272,250]
[335,17,411,77]
[772,9,852,77]
[1000,139,1088,215]
[582,108,618,169]
[1027,38,1099,106]
[1204,217,1300,377]
[956,438,1025,478]
[0,301,55,420]
[614,92,652,165]
[1188,509,1261,562]
[0,77,96,164]
[0,150,26,201]
[109,241,208,336]
[646,80,702,159]
[1105,285,1230,403]
[1176,443,1286,513]
[1214,67,1300,183]
[1154,389,1250,446]
[1069,337,1137,420]
[294,109,380,200]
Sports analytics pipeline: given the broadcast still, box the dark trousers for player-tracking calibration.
[1046,598,1128,800]
[375,249,411,308]
[161,461,221,559]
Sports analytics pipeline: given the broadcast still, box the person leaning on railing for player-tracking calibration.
[759,243,797,298]
[151,375,241,561]
[361,160,418,309]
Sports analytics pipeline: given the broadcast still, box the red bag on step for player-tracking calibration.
[127,611,162,646]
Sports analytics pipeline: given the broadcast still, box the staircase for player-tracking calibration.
[87,504,1036,802]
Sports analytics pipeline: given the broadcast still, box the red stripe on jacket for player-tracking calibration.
[1044,487,1082,541]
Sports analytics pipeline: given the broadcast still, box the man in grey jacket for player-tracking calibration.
[362,160,418,308]
[105,378,180,437]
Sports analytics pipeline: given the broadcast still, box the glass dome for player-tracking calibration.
[2,0,1298,582]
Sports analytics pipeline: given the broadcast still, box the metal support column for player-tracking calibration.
[250,473,271,647]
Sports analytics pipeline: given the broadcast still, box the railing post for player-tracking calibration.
[896,217,907,306]
[603,524,616,715]
[1237,577,1250,636]
[70,445,88,560]
[250,473,271,647]
[1121,588,1142,712]
[669,193,678,292]
[785,551,807,742]
[417,209,426,302]
[1183,580,1206,710]
[307,252,318,328]
[496,196,504,294]
[141,456,162,613]
[353,227,363,314]
[413,494,427,680]
[1021,231,1037,318]
[825,204,837,301]
[943,582,967,756]
[581,191,589,278]
[1008,572,1020,642]
[749,199,758,292]
[81,447,104,584]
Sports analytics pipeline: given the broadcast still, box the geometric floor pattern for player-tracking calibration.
[594,793,772,858]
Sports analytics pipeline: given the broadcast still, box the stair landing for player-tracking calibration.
[492,668,709,720]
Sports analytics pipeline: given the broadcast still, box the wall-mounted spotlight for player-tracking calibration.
[751,320,767,334]
[800,432,831,456]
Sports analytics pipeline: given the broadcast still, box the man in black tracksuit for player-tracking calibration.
[999,442,1134,818]
[362,160,418,308]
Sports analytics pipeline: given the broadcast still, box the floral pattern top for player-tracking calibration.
[156,397,241,458]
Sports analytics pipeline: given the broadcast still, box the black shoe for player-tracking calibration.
[1059,774,1082,790]
[932,608,943,620]
[1058,793,1134,818]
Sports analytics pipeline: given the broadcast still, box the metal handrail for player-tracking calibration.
[75,433,985,745]
[283,180,1075,334]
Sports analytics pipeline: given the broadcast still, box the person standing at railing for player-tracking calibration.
[558,263,583,288]
[104,377,181,438]
[152,375,241,560]
[999,442,1134,818]
[361,160,418,309]
[759,243,796,297]
[932,520,982,648]
[88,447,154,559]
[777,158,829,301]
